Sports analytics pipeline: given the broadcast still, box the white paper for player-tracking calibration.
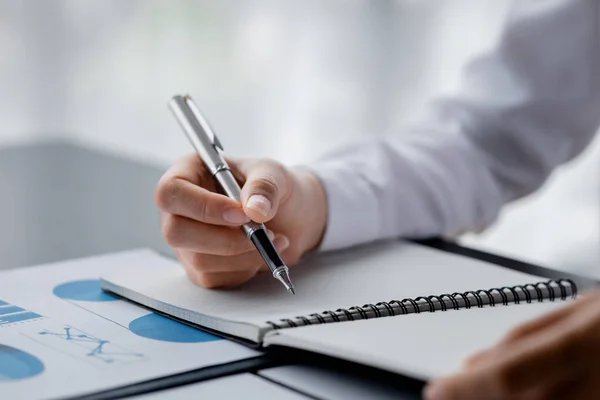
[265,301,569,381]
[0,249,258,400]
[131,374,308,399]
[102,241,547,334]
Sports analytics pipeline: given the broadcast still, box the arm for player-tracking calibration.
[314,0,600,251]
[156,0,599,290]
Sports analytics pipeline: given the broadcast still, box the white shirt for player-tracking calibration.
[313,0,600,251]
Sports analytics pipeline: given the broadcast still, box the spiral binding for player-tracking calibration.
[265,279,577,330]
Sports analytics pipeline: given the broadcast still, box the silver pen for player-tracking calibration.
[169,95,295,295]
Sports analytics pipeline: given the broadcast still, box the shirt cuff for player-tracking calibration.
[305,160,382,252]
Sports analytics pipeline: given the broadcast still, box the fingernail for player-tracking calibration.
[266,230,276,241]
[246,195,271,217]
[223,208,250,224]
[274,235,290,251]
[424,381,445,400]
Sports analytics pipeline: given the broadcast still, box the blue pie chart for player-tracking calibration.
[0,345,45,381]
[53,279,118,302]
[54,280,219,343]
[129,313,221,343]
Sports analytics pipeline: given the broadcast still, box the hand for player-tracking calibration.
[424,290,600,400]
[155,154,328,289]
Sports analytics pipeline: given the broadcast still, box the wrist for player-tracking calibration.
[291,168,328,254]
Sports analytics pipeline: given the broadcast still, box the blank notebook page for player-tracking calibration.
[265,301,568,380]
[101,241,543,334]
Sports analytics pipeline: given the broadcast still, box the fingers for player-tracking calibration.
[176,248,258,289]
[424,366,502,400]
[156,156,293,226]
[238,159,291,223]
[158,155,297,289]
[161,213,257,255]
[463,301,578,371]
[488,329,579,392]
[185,266,260,290]
[461,349,491,370]
[463,303,576,369]
[465,298,588,371]
[178,235,290,273]
[156,177,250,228]
[177,236,290,288]
[499,301,575,344]
[425,368,576,400]
[427,314,585,400]
[429,293,600,400]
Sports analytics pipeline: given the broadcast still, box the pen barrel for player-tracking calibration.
[213,168,243,202]
[169,95,227,175]
[169,94,292,289]
[248,228,287,275]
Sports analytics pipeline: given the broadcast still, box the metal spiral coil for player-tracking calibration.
[265,279,577,330]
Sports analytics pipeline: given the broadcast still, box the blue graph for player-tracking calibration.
[0,299,43,326]
[0,345,45,381]
[38,326,144,364]
[53,280,220,343]
[129,313,221,343]
[53,279,118,302]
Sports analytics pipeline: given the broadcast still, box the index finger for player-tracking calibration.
[163,153,213,186]
[155,155,250,226]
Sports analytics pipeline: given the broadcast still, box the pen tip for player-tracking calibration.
[274,267,295,295]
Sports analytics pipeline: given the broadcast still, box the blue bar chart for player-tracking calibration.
[0,300,43,326]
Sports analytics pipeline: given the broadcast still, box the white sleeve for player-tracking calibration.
[312,0,600,251]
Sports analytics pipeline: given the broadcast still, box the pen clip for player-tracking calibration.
[184,95,225,152]
[211,132,224,152]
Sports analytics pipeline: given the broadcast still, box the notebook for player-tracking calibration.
[100,241,578,379]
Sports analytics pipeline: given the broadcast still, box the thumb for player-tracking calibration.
[424,371,500,400]
[238,159,290,223]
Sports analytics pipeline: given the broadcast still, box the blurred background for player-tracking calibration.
[0,0,598,276]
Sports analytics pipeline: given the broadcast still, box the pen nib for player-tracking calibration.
[274,267,296,295]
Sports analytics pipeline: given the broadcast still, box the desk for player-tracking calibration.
[1,141,596,400]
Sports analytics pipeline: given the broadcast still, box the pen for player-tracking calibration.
[168,94,296,295]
